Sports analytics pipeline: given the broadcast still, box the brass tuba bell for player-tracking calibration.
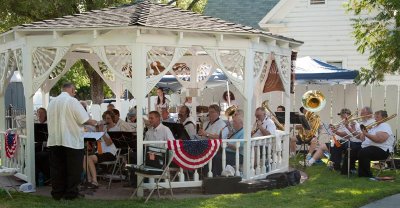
[302,90,326,112]
[225,105,238,117]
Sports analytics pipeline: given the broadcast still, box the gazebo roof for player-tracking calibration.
[12,0,302,44]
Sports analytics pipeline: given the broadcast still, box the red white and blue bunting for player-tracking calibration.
[167,139,221,170]
[4,129,18,158]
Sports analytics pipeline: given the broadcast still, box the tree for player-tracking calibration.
[345,0,400,85]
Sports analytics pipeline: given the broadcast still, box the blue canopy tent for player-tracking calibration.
[295,56,359,84]
[157,56,359,91]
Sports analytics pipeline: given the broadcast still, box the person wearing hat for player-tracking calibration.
[328,108,359,172]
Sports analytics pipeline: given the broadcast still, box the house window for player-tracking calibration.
[310,0,326,5]
[327,61,342,68]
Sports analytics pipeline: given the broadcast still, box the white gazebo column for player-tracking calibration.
[22,45,36,185]
[41,88,50,109]
[0,95,5,130]
[131,43,147,197]
[242,48,255,179]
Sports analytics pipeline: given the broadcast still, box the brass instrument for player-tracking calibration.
[251,120,259,136]
[331,111,357,129]
[360,114,397,131]
[225,105,238,117]
[302,90,326,112]
[297,90,326,142]
[262,100,285,131]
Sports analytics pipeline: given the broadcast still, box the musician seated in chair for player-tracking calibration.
[145,111,175,148]
[198,104,229,140]
[210,109,245,176]
[83,111,120,189]
[252,107,276,138]
[358,110,395,178]
[178,105,196,139]
[339,106,374,175]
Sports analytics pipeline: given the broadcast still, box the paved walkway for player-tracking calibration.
[360,193,400,208]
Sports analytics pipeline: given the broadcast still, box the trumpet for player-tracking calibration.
[331,111,357,129]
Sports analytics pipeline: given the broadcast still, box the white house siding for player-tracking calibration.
[264,0,369,71]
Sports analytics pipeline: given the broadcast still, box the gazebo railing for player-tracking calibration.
[0,131,29,181]
[139,134,289,190]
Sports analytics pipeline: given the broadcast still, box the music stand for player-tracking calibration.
[83,132,104,193]
[275,112,285,124]
[289,112,311,168]
[107,131,137,185]
[162,122,191,140]
[107,131,137,163]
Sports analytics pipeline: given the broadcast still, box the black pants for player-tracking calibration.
[330,143,346,170]
[340,142,362,174]
[49,146,84,200]
[358,146,389,177]
[35,149,51,183]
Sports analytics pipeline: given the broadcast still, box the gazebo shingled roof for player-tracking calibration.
[14,0,302,44]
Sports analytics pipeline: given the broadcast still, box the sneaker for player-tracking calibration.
[306,155,312,161]
[299,160,312,167]
[323,151,331,159]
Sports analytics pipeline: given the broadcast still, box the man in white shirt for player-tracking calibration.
[47,83,97,200]
[252,107,276,137]
[198,104,229,140]
[358,110,394,177]
[178,105,196,139]
[145,111,175,148]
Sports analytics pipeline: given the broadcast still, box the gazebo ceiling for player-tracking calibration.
[9,0,302,45]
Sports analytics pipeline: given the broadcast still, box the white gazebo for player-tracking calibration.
[0,1,302,192]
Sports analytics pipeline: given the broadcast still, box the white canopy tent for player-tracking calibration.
[0,1,302,190]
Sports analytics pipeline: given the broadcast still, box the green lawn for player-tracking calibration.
[1,158,399,208]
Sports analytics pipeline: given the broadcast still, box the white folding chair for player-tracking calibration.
[376,137,398,177]
[130,147,174,203]
[98,149,124,189]
[0,167,18,199]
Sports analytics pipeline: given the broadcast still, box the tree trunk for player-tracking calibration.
[82,60,104,104]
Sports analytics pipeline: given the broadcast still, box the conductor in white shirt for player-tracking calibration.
[47,83,97,200]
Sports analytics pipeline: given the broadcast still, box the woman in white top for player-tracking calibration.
[358,110,394,177]
[155,88,169,113]
[83,111,119,188]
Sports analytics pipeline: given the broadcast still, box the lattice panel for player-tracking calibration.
[146,46,175,77]
[48,60,67,80]
[6,51,17,79]
[32,48,57,78]
[14,49,23,76]
[104,46,132,78]
[0,52,6,83]
[259,59,269,85]
[218,50,245,80]
[253,52,267,78]
[277,55,291,86]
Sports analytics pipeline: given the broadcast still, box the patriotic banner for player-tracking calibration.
[167,139,221,170]
[5,130,18,158]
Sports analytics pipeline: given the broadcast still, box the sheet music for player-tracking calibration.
[83,132,104,140]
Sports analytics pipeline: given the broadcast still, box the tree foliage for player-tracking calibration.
[345,0,400,85]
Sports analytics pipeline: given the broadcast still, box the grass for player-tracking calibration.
[1,156,399,208]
